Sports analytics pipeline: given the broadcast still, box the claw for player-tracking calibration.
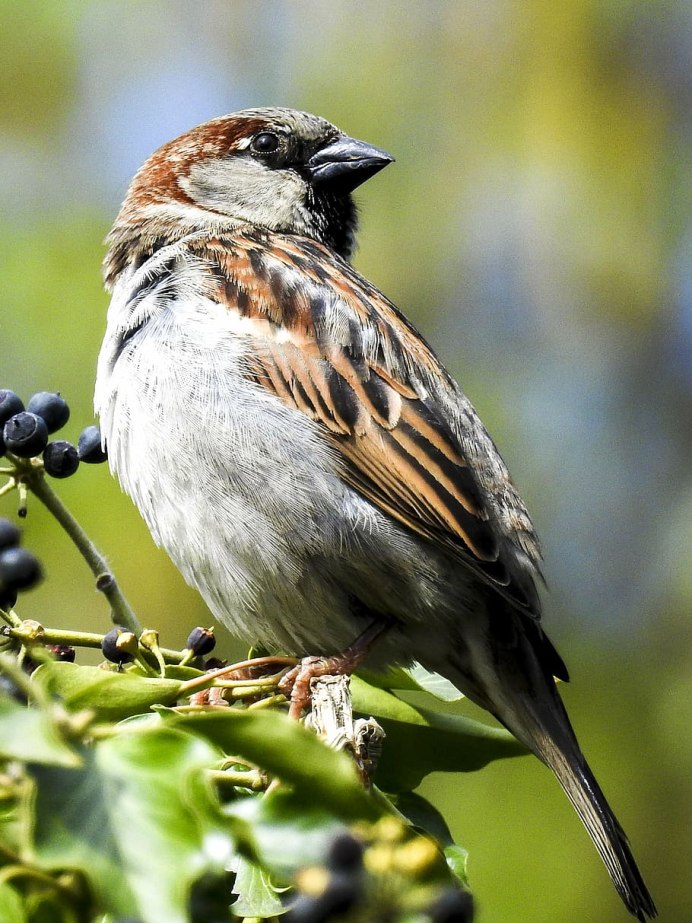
[280,620,391,719]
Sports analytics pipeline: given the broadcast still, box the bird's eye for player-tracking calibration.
[251,131,280,154]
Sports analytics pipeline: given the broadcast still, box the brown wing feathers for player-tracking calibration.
[191,232,522,598]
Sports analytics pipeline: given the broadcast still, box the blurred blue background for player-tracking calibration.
[1,2,690,920]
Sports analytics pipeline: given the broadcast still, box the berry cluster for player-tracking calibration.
[285,833,365,923]
[0,388,107,477]
[100,625,217,667]
[0,518,42,610]
[284,829,474,923]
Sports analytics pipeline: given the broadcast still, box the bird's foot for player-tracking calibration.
[279,620,390,719]
[279,655,346,719]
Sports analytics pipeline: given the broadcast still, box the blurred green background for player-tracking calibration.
[1,1,690,920]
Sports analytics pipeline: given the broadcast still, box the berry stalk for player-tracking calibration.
[27,469,142,635]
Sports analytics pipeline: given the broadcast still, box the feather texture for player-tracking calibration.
[95,107,655,920]
[188,230,543,612]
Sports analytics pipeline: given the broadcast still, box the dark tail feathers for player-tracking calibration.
[535,720,657,921]
[445,625,656,920]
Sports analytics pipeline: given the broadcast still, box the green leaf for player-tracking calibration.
[230,855,286,919]
[162,707,380,821]
[356,666,424,693]
[0,693,80,767]
[0,756,34,857]
[0,883,26,923]
[227,790,345,878]
[32,662,182,721]
[403,664,465,702]
[351,676,526,791]
[95,727,232,923]
[24,892,75,923]
[32,726,233,923]
[162,664,206,681]
[32,748,136,919]
[444,844,470,890]
[358,663,465,702]
[225,791,348,917]
[396,792,469,887]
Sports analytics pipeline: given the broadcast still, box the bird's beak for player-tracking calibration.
[307,136,394,191]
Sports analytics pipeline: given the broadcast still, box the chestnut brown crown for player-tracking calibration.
[105,108,393,286]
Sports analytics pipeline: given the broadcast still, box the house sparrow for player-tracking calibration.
[95,108,655,920]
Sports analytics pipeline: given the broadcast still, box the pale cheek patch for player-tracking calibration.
[178,157,325,246]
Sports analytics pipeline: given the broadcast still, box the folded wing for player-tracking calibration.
[188,230,542,615]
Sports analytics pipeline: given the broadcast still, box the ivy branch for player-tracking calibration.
[1,452,141,634]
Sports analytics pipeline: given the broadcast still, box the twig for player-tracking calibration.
[207,768,266,791]
[179,655,298,696]
[308,674,385,787]
[0,863,79,899]
[27,470,141,635]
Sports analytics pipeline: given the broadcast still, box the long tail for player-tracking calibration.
[445,616,656,920]
[524,697,656,921]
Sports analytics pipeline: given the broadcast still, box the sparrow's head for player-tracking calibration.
[105,107,393,284]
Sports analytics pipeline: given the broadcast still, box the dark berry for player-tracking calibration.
[282,895,324,923]
[0,587,18,610]
[0,390,24,427]
[186,626,216,656]
[27,392,70,434]
[3,412,49,458]
[319,872,360,916]
[78,425,108,463]
[326,832,364,873]
[0,547,43,592]
[43,441,80,478]
[429,888,475,923]
[285,874,359,923]
[102,626,136,664]
[0,519,21,552]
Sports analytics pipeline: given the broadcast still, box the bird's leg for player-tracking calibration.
[279,620,391,719]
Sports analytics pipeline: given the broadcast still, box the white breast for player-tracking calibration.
[95,244,461,664]
[95,247,358,646]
